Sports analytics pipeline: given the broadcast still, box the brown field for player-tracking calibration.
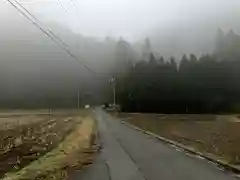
[0,109,91,178]
[119,113,240,165]
[4,115,96,180]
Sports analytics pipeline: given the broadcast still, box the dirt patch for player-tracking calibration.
[0,110,91,178]
[3,116,96,180]
[119,113,240,164]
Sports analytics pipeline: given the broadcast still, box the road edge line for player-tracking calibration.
[121,120,240,175]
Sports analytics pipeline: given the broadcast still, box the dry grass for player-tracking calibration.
[0,115,79,177]
[0,115,46,130]
[2,115,96,180]
[120,113,240,164]
[0,109,93,178]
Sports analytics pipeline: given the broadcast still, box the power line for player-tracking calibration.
[69,0,77,11]
[57,0,80,26]
[56,0,68,16]
[12,0,68,48]
[5,0,95,74]
[6,0,62,47]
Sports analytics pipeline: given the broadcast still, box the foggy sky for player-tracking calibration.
[1,0,240,41]
[0,0,240,105]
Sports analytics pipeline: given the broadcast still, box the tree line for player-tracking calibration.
[117,54,240,114]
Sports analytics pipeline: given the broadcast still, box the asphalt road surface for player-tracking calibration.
[69,109,238,180]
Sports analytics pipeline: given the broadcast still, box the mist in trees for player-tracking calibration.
[0,22,119,108]
[118,54,240,113]
[1,11,240,111]
[117,30,240,113]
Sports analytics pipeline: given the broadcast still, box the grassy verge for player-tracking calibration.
[2,115,96,180]
[119,113,240,165]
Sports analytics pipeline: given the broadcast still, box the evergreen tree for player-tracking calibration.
[149,53,157,66]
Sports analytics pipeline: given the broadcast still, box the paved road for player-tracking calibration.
[70,109,237,180]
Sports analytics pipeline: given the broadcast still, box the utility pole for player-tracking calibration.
[77,90,80,109]
[109,76,116,106]
[113,81,116,106]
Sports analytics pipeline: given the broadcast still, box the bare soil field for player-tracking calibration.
[4,115,96,180]
[0,109,91,178]
[119,113,240,165]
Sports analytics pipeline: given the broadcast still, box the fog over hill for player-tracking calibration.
[0,20,117,106]
[0,0,240,107]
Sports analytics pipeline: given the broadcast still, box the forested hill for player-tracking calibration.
[117,30,240,114]
[1,21,240,110]
[118,53,240,114]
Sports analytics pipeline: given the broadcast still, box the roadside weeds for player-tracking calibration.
[121,120,240,177]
